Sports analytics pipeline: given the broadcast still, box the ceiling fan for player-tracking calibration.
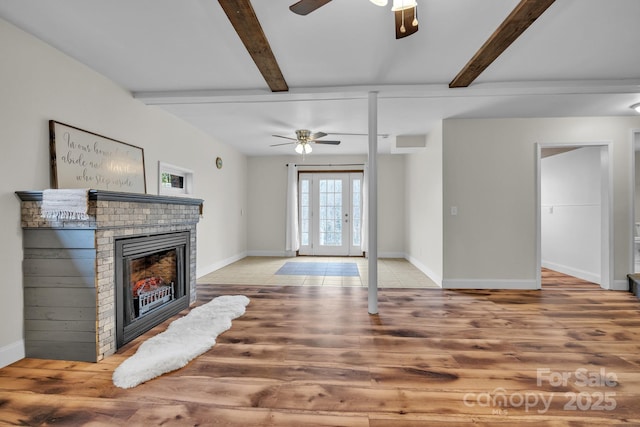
[271,129,341,154]
[289,0,419,39]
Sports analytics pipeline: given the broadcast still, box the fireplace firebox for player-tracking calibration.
[115,231,191,347]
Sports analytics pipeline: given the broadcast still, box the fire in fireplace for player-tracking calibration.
[129,249,176,318]
[115,231,191,347]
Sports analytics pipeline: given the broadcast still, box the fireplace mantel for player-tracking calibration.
[16,189,203,207]
[16,189,203,362]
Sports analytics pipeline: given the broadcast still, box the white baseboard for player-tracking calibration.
[378,252,406,259]
[541,260,600,285]
[611,279,629,291]
[442,278,539,290]
[0,340,25,368]
[405,254,442,287]
[197,252,246,278]
[245,250,287,257]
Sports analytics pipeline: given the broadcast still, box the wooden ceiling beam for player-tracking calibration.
[449,0,556,88]
[218,0,289,92]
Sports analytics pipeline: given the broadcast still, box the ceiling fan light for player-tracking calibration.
[631,103,640,114]
[391,0,417,11]
[369,0,388,6]
[295,142,313,154]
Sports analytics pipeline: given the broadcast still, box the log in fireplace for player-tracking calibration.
[115,231,190,347]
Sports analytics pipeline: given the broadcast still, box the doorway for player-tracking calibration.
[536,142,613,289]
[298,172,364,256]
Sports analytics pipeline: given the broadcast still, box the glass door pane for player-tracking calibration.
[319,178,343,247]
[351,175,362,253]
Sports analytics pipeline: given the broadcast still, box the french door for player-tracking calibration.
[298,172,363,256]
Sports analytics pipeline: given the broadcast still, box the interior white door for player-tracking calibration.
[298,172,363,256]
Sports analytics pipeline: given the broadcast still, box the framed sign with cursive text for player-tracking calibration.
[49,120,146,193]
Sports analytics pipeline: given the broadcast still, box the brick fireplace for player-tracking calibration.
[16,190,203,362]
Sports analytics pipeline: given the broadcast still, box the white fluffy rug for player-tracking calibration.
[113,295,250,389]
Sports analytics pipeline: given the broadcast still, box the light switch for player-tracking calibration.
[451,206,458,216]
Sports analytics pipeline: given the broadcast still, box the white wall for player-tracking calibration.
[378,154,405,257]
[0,18,247,367]
[246,156,292,256]
[246,154,405,256]
[635,150,640,224]
[633,134,640,273]
[442,117,640,289]
[541,147,601,283]
[404,123,443,285]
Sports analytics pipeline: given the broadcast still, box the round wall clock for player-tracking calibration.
[215,157,223,169]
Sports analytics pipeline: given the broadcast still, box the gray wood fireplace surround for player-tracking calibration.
[16,190,203,362]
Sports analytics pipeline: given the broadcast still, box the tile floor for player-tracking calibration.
[197,256,439,288]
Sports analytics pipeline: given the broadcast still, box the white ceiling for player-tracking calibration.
[1,0,639,156]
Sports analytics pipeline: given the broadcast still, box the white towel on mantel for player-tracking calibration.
[41,189,90,220]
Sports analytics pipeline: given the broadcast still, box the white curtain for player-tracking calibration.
[285,163,300,254]
[360,165,368,253]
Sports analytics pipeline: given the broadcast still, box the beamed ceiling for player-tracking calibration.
[1,0,639,155]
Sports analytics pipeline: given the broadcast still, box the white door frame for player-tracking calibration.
[298,172,364,256]
[535,141,613,289]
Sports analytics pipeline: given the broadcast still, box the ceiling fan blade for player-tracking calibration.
[395,7,419,39]
[309,131,328,140]
[289,0,332,15]
[272,134,298,141]
[327,132,390,138]
[314,140,341,145]
[270,141,296,147]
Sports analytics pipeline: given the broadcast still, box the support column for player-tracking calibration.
[368,92,378,315]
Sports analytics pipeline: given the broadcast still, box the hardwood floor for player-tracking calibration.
[541,268,602,289]
[2,272,640,426]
